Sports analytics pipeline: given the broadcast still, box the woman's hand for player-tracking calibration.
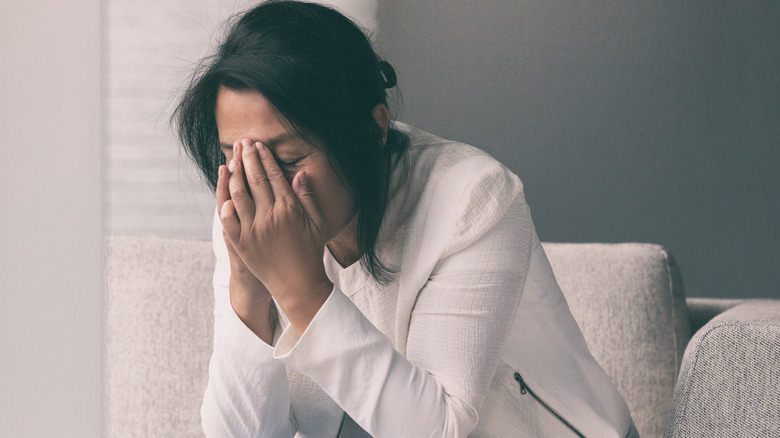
[219,138,333,333]
[217,164,276,344]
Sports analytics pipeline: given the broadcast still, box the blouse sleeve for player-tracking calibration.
[200,209,297,437]
[273,164,534,437]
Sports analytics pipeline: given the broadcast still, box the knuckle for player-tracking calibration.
[279,198,299,215]
[265,166,284,181]
[221,215,237,228]
[261,209,276,225]
[230,187,247,200]
[247,172,268,186]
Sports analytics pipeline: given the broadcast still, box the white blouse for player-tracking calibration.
[202,123,633,437]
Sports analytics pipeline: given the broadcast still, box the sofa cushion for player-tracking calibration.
[543,242,690,438]
[105,235,214,437]
[665,300,780,437]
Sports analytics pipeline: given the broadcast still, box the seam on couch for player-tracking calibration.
[669,318,710,435]
[661,248,680,375]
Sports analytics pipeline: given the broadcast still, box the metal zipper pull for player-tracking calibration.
[512,370,587,438]
[513,372,527,394]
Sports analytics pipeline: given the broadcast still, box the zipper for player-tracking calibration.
[514,372,586,438]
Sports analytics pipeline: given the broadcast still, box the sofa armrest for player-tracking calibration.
[665,300,780,437]
[685,297,746,336]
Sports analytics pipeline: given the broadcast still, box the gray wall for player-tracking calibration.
[377,1,779,299]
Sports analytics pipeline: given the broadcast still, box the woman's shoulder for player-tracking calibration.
[393,121,496,174]
[389,122,529,256]
[394,122,520,187]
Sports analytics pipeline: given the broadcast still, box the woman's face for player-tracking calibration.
[215,86,357,248]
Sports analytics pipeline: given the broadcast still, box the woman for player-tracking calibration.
[174,1,638,437]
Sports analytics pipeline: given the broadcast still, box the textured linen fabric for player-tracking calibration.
[542,243,690,438]
[201,123,633,437]
[665,300,780,438]
[105,235,214,437]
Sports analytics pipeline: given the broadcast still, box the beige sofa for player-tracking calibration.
[105,235,779,437]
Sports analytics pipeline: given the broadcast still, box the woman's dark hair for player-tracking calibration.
[173,0,407,284]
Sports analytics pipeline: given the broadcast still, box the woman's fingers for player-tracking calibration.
[216,165,230,211]
[255,141,296,201]
[217,162,240,243]
[292,171,327,234]
[240,138,275,211]
[219,199,241,243]
[228,141,256,222]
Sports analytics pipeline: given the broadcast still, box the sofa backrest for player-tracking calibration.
[543,242,690,438]
[105,236,690,438]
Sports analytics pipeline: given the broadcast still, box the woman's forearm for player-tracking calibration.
[274,286,481,437]
[204,236,296,437]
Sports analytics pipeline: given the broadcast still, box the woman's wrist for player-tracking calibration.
[275,277,334,335]
[229,279,276,344]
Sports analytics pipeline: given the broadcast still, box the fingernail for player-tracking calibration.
[255,141,263,151]
[228,159,236,172]
[298,171,307,185]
